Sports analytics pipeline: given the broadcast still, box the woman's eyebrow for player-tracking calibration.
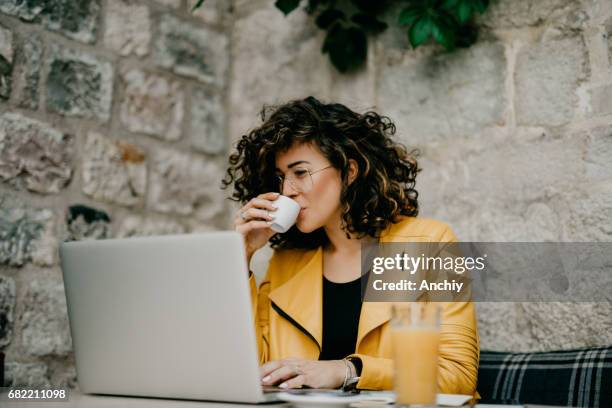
[275,160,311,171]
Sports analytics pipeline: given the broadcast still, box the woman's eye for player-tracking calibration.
[293,169,308,177]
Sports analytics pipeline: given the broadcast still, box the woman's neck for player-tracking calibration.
[322,211,367,255]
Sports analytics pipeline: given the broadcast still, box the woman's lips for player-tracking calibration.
[298,208,306,217]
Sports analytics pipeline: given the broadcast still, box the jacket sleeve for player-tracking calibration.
[345,353,394,390]
[436,226,480,395]
[437,301,480,394]
[249,272,271,365]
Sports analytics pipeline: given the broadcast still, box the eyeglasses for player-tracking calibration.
[275,165,333,193]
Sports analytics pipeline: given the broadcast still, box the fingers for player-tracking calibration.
[244,195,280,213]
[261,365,300,386]
[279,375,306,389]
[248,197,279,212]
[260,360,282,379]
[257,192,281,201]
[260,359,303,386]
[235,194,279,227]
[235,220,272,236]
[237,207,274,223]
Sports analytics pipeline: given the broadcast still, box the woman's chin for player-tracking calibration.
[296,220,316,234]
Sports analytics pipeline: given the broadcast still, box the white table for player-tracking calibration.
[3,392,289,408]
[3,390,568,407]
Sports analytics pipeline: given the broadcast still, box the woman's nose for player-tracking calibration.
[281,180,300,198]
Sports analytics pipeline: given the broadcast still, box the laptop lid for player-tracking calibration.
[59,231,266,403]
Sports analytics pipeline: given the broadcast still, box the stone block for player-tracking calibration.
[65,204,111,241]
[515,37,588,127]
[116,215,186,238]
[104,0,151,57]
[154,14,228,86]
[46,46,113,122]
[379,42,507,145]
[43,0,100,44]
[54,363,78,389]
[147,149,226,221]
[229,6,332,139]
[0,23,13,100]
[588,83,612,117]
[0,0,100,44]
[120,69,184,141]
[477,302,612,352]
[465,202,561,242]
[82,132,147,207]
[476,303,541,352]
[0,275,16,348]
[520,302,612,350]
[191,87,225,154]
[483,0,582,28]
[475,135,583,202]
[418,131,587,241]
[0,1,43,21]
[562,181,612,241]
[4,362,50,387]
[0,207,58,267]
[0,113,74,194]
[585,126,612,182]
[15,35,42,110]
[21,277,72,357]
[155,0,181,9]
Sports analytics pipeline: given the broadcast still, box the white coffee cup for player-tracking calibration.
[270,195,301,233]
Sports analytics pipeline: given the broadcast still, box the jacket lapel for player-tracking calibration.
[267,247,323,350]
[355,301,391,350]
[355,223,407,350]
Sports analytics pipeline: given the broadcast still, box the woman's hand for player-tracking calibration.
[260,358,347,389]
[235,192,279,264]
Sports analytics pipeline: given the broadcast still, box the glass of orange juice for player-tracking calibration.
[391,303,441,407]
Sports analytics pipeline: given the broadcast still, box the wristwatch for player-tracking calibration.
[341,358,362,392]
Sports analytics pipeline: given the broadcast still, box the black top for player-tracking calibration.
[318,274,364,361]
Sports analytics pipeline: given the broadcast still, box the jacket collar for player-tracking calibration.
[267,223,405,352]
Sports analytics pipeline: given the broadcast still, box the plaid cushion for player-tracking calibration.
[478,346,612,408]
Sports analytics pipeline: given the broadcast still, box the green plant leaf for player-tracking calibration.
[442,0,461,9]
[409,16,433,48]
[472,0,490,14]
[191,0,205,12]
[275,0,301,16]
[315,8,345,29]
[322,24,367,72]
[351,13,388,34]
[431,17,456,50]
[351,0,392,15]
[457,0,472,23]
[398,6,423,26]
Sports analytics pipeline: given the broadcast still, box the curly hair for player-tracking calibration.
[222,96,419,250]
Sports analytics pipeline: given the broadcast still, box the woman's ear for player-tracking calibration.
[348,159,358,185]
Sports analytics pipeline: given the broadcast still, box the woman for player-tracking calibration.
[223,96,479,393]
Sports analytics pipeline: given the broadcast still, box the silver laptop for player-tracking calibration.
[59,231,280,403]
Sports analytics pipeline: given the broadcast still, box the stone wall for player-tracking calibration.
[0,0,232,387]
[234,0,612,354]
[1,0,611,389]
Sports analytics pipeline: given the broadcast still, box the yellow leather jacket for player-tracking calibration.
[249,217,480,394]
